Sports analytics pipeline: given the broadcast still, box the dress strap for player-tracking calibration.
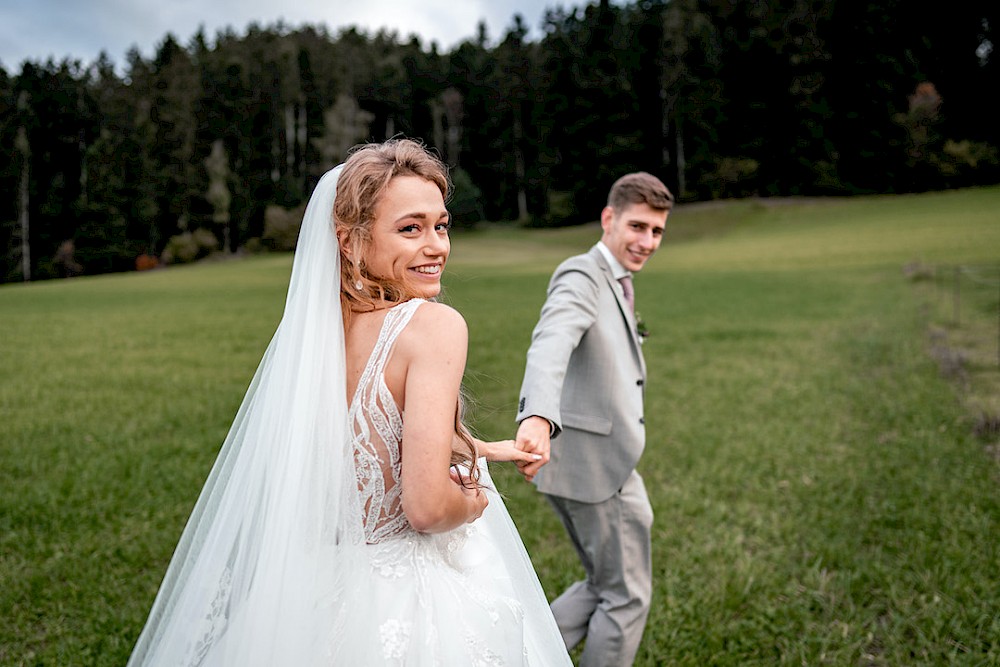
[367,298,425,378]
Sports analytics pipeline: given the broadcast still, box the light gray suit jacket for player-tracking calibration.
[516,245,647,503]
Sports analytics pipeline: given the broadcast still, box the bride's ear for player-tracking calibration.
[337,228,366,284]
[336,227,352,261]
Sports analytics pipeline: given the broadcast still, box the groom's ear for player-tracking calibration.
[600,206,615,233]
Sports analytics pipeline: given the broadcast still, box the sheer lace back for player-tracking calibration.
[348,298,424,543]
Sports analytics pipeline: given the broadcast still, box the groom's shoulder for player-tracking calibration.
[551,247,602,284]
[557,245,601,271]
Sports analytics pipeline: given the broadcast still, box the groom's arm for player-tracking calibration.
[515,262,599,478]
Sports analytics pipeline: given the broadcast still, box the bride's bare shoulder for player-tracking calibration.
[409,300,467,334]
[396,300,468,356]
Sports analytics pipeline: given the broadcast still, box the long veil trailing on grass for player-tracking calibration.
[127,165,353,665]
[127,165,570,665]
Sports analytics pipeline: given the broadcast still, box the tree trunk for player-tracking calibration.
[16,127,30,282]
[513,104,528,221]
[284,103,295,175]
[661,87,672,170]
[430,98,445,158]
[441,88,464,168]
[19,166,30,282]
[676,119,686,199]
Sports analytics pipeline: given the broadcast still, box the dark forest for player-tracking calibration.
[1,0,996,282]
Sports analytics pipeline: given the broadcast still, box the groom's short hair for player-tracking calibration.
[607,172,673,212]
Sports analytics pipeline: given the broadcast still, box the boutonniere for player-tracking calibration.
[635,311,650,342]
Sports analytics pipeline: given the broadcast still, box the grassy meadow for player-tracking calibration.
[1,186,999,665]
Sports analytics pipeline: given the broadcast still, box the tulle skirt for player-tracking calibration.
[328,521,530,665]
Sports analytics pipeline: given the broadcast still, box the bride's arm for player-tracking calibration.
[459,434,544,465]
[396,303,488,533]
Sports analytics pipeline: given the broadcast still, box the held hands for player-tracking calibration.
[446,434,546,523]
[513,416,552,482]
[478,438,544,466]
[450,467,488,523]
[454,433,543,467]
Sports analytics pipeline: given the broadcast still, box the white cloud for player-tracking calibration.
[0,0,557,70]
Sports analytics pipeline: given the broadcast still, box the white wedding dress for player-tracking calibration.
[126,165,571,666]
[332,298,532,664]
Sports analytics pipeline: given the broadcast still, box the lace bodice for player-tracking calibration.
[348,298,425,543]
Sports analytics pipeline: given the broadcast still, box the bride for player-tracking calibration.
[127,139,572,665]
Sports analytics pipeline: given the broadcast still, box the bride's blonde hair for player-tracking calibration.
[333,138,480,485]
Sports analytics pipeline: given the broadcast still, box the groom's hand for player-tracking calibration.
[514,416,551,482]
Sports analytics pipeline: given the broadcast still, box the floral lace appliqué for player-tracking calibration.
[380,618,413,660]
[465,634,508,666]
[188,566,233,665]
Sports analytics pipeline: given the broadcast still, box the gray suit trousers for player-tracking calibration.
[545,471,654,667]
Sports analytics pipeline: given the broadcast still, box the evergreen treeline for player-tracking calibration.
[1,0,997,282]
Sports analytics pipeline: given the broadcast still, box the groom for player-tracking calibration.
[514,172,672,667]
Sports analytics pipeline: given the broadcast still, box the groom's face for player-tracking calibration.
[600,202,668,273]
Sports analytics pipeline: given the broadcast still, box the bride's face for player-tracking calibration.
[366,175,451,299]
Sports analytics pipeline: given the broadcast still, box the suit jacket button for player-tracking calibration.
[639,417,645,425]
[636,379,644,386]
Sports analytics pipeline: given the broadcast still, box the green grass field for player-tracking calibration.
[2,187,998,665]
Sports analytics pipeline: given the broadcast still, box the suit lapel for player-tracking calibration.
[590,247,645,365]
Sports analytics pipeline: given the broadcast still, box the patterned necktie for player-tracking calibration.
[619,275,635,313]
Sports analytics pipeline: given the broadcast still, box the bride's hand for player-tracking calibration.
[450,468,488,522]
[478,439,545,465]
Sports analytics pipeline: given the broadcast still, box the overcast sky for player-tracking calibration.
[0,0,570,71]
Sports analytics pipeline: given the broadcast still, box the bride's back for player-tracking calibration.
[344,301,424,543]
